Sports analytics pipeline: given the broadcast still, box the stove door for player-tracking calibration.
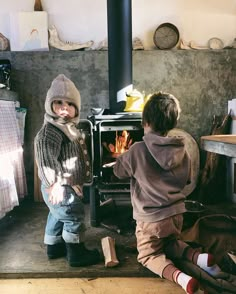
[77,119,94,186]
[98,119,143,185]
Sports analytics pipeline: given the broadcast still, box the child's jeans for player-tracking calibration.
[41,184,86,245]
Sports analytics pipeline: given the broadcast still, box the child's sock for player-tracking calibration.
[196,253,215,267]
[176,272,199,294]
[196,253,222,277]
[184,248,222,277]
[163,265,199,293]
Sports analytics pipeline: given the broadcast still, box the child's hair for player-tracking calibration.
[142,91,181,134]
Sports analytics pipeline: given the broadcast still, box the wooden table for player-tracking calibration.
[201,135,236,157]
[201,134,236,203]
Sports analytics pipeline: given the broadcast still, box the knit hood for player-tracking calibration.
[45,74,81,123]
[143,132,186,171]
[44,74,81,141]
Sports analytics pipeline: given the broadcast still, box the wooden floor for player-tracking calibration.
[1,200,236,293]
[0,200,186,293]
[0,200,154,279]
[0,277,185,294]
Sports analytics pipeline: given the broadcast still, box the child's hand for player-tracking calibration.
[48,182,65,205]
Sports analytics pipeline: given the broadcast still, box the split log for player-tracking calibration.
[101,236,119,267]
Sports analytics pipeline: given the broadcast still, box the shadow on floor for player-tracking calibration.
[0,198,154,279]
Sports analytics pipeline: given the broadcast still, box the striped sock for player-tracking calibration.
[176,272,199,294]
[197,253,215,266]
[197,253,222,276]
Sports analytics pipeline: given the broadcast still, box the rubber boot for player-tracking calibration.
[66,242,100,267]
[47,242,66,259]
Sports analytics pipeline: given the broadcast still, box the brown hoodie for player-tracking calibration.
[113,131,191,222]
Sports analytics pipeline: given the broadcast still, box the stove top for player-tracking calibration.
[89,112,142,121]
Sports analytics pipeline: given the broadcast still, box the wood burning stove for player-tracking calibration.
[87,113,143,226]
[84,0,135,226]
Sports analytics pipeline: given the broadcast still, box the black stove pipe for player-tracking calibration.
[107,0,133,114]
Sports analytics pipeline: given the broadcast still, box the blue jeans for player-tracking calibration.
[41,184,86,245]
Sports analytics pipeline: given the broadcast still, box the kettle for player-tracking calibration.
[124,89,144,112]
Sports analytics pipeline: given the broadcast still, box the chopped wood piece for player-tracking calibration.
[101,236,119,267]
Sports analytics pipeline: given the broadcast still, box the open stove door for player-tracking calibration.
[77,119,94,186]
[89,118,143,227]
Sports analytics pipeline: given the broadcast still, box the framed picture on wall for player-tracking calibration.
[9,11,49,51]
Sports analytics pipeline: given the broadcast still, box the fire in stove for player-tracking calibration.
[88,115,143,226]
[103,130,132,158]
[98,120,143,185]
[101,129,135,184]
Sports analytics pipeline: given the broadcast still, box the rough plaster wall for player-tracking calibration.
[133,50,236,138]
[0,50,236,196]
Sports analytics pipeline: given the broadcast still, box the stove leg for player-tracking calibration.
[89,184,100,227]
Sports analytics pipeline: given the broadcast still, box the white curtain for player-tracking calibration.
[0,100,27,219]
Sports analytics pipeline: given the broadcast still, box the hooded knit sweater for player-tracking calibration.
[34,123,91,187]
[34,74,91,188]
[113,131,191,222]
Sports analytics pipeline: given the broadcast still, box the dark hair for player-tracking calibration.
[142,92,181,135]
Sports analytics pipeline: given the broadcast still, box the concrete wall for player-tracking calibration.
[0,49,236,196]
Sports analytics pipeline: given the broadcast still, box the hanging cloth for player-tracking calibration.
[0,100,27,219]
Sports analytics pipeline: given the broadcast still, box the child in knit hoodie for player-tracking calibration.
[113,92,223,294]
[34,74,100,267]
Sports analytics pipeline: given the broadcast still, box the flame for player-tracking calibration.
[102,130,133,156]
[115,130,132,154]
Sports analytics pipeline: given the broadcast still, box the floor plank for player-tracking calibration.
[0,277,185,294]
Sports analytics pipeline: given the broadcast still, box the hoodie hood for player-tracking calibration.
[143,132,186,170]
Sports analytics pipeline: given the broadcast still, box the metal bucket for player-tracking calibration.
[183,200,206,229]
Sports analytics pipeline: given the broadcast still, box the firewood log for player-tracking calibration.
[101,236,119,267]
